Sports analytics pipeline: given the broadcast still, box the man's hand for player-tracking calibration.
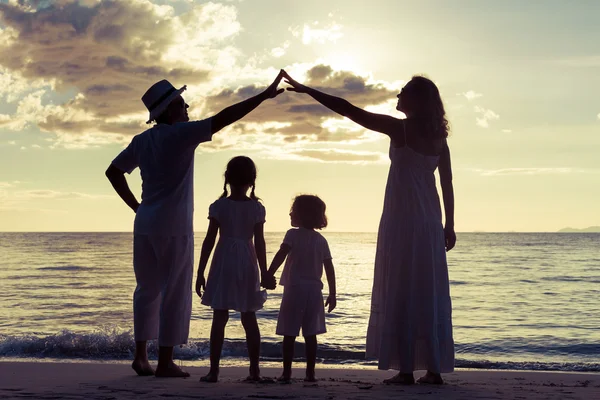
[325,294,337,313]
[262,70,285,99]
[195,275,206,298]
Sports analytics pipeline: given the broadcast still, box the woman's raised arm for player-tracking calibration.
[282,70,402,136]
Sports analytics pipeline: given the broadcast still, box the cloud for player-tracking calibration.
[283,148,385,164]
[552,56,600,68]
[471,167,592,176]
[0,182,14,188]
[0,0,241,142]
[460,90,482,101]
[474,105,499,128]
[290,20,343,45]
[597,112,600,120]
[270,41,290,58]
[14,189,112,200]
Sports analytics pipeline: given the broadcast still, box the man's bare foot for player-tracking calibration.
[131,360,154,376]
[154,362,190,378]
[200,370,219,383]
[383,372,414,385]
[417,371,444,385]
[243,365,261,382]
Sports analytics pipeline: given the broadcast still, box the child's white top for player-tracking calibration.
[201,197,267,312]
[279,227,332,289]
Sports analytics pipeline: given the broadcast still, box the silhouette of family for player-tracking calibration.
[105,69,456,385]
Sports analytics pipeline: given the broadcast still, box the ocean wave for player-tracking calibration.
[37,265,91,271]
[1,330,599,372]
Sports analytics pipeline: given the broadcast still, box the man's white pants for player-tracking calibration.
[133,234,193,347]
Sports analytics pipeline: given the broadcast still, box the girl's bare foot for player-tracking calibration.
[304,370,317,382]
[200,370,219,383]
[383,372,415,385]
[131,359,154,376]
[417,371,444,385]
[154,362,190,378]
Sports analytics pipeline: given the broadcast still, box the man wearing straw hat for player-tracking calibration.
[105,71,284,377]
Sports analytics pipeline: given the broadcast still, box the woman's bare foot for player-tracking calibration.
[200,370,219,383]
[383,372,415,385]
[417,371,444,385]
[154,362,190,378]
[131,359,154,376]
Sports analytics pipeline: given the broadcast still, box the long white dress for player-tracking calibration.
[201,198,267,312]
[365,142,454,373]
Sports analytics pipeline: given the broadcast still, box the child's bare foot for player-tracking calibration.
[154,362,190,378]
[417,371,444,385]
[131,359,154,376]
[200,370,219,383]
[383,372,414,385]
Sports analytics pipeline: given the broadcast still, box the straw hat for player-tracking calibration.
[141,79,187,124]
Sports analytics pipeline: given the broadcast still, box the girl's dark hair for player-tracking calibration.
[402,75,449,139]
[291,195,327,230]
[220,156,259,200]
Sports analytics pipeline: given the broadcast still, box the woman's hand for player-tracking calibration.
[282,70,309,93]
[195,275,206,298]
[325,294,337,312]
[444,226,456,252]
[262,70,285,99]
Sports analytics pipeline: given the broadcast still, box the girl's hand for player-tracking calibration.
[444,226,456,252]
[195,275,206,298]
[282,70,309,94]
[325,294,337,312]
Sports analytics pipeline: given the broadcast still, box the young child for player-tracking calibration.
[196,156,271,382]
[265,194,337,383]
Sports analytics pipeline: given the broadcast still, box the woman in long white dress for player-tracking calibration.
[282,71,456,385]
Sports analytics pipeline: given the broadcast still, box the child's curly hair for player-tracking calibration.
[291,195,327,230]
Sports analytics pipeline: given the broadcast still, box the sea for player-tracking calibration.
[1,232,599,372]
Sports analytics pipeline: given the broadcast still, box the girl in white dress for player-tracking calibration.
[196,156,270,382]
[282,71,456,385]
[266,195,336,383]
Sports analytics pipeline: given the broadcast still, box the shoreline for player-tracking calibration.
[1,361,599,399]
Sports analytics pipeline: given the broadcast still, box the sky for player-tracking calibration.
[0,0,598,232]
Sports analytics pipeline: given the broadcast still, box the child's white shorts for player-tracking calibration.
[276,284,326,337]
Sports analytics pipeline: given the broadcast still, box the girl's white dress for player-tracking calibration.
[201,198,267,312]
[366,143,455,373]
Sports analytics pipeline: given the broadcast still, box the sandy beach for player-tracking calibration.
[0,362,598,399]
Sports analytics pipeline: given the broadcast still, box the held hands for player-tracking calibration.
[325,294,337,313]
[261,69,309,100]
[261,272,277,290]
[195,275,206,298]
